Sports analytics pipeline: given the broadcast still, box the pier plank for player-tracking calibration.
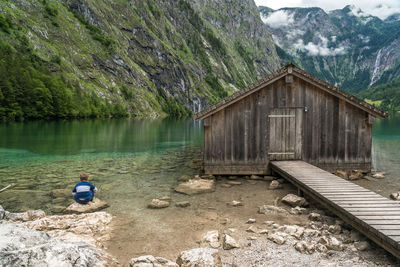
[271,160,400,259]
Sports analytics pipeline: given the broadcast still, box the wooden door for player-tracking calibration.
[268,108,303,160]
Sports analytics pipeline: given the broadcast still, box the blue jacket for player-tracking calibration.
[72,181,97,201]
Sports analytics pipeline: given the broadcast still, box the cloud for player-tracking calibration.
[293,35,347,56]
[254,0,400,20]
[261,10,294,28]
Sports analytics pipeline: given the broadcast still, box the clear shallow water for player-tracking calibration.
[362,113,400,197]
[0,118,203,214]
[0,114,399,213]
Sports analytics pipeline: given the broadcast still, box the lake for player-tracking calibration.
[0,115,399,213]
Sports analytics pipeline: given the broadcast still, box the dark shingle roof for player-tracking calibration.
[194,64,387,120]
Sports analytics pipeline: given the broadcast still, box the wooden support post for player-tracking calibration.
[297,187,304,197]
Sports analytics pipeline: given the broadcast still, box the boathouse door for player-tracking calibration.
[268,108,303,160]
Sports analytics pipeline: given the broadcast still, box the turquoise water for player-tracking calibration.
[0,115,399,213]
[0,118,203,214]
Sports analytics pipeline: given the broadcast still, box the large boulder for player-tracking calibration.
[130,255,178,267]
[0,222,116,266]
[176,248,221,267]
[175,179,215,195]
[21,211,113,247]
[65,198,109,214]
[282,194,308,207]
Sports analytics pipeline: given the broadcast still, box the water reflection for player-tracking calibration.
[0,118,203,158]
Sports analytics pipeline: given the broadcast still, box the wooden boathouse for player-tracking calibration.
[194,64,387,175]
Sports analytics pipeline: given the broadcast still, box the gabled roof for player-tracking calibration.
[194,64,387,120]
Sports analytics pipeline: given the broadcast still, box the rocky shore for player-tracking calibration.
[1,172,399,266]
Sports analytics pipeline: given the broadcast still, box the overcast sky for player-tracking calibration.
[254,0,400,19]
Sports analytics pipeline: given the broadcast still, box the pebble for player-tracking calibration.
[175,201,190,208]
[231,200,243,207]
[227,181,242,185]
[246,218,256,224]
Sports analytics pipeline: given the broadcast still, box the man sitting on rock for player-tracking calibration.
[72,173,97,204]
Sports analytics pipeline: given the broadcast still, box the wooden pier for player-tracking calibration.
[271,160,400,259]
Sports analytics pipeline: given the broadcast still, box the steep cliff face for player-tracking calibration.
[259,5,400,93]
[0,0,279,120]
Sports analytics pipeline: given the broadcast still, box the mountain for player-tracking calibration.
[259,5,400,98]
[0,0,279,121]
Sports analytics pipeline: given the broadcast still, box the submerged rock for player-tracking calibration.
[175,179,215,195]
[177,248,221,267]
[66,199,109,213]
[148,199,170,209]
[372,172,385,179]
[130,255,178,267]
[282,194,308,207]
[0,222,115,266]
[348,170,364,180]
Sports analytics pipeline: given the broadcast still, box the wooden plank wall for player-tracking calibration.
[204,76,372,174]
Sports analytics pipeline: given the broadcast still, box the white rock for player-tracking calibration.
[354,241,370,251]
[372,172,385,179]
[177,248,221,267]
[175,179,215,195]
[246,218,256,224]
[0,222,115,266]
[130,255,178,267]
[223,234,240,250]
[5,209,46,221]
[268,180,282,190]
[260,229,269,234]
[231,200,243,207]
[267,233,286,245]
[66,199,109,213]
[202,230,220,248]
[304,229,320,237]
[246,225,258,233]
[319,236,343,251]
[281,225,304,239]
[258,205,287,214]
[263,221,274,226]
[390,192,400,200]
[328,225,341,234]
[282,194,308,207]
[289,206,308,215]
[295,241,315,254]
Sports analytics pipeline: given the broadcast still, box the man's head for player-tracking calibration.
[80,173,89,181]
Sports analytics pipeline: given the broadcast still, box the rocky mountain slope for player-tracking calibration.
[259,5,400,97]
[0,0,279,121]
